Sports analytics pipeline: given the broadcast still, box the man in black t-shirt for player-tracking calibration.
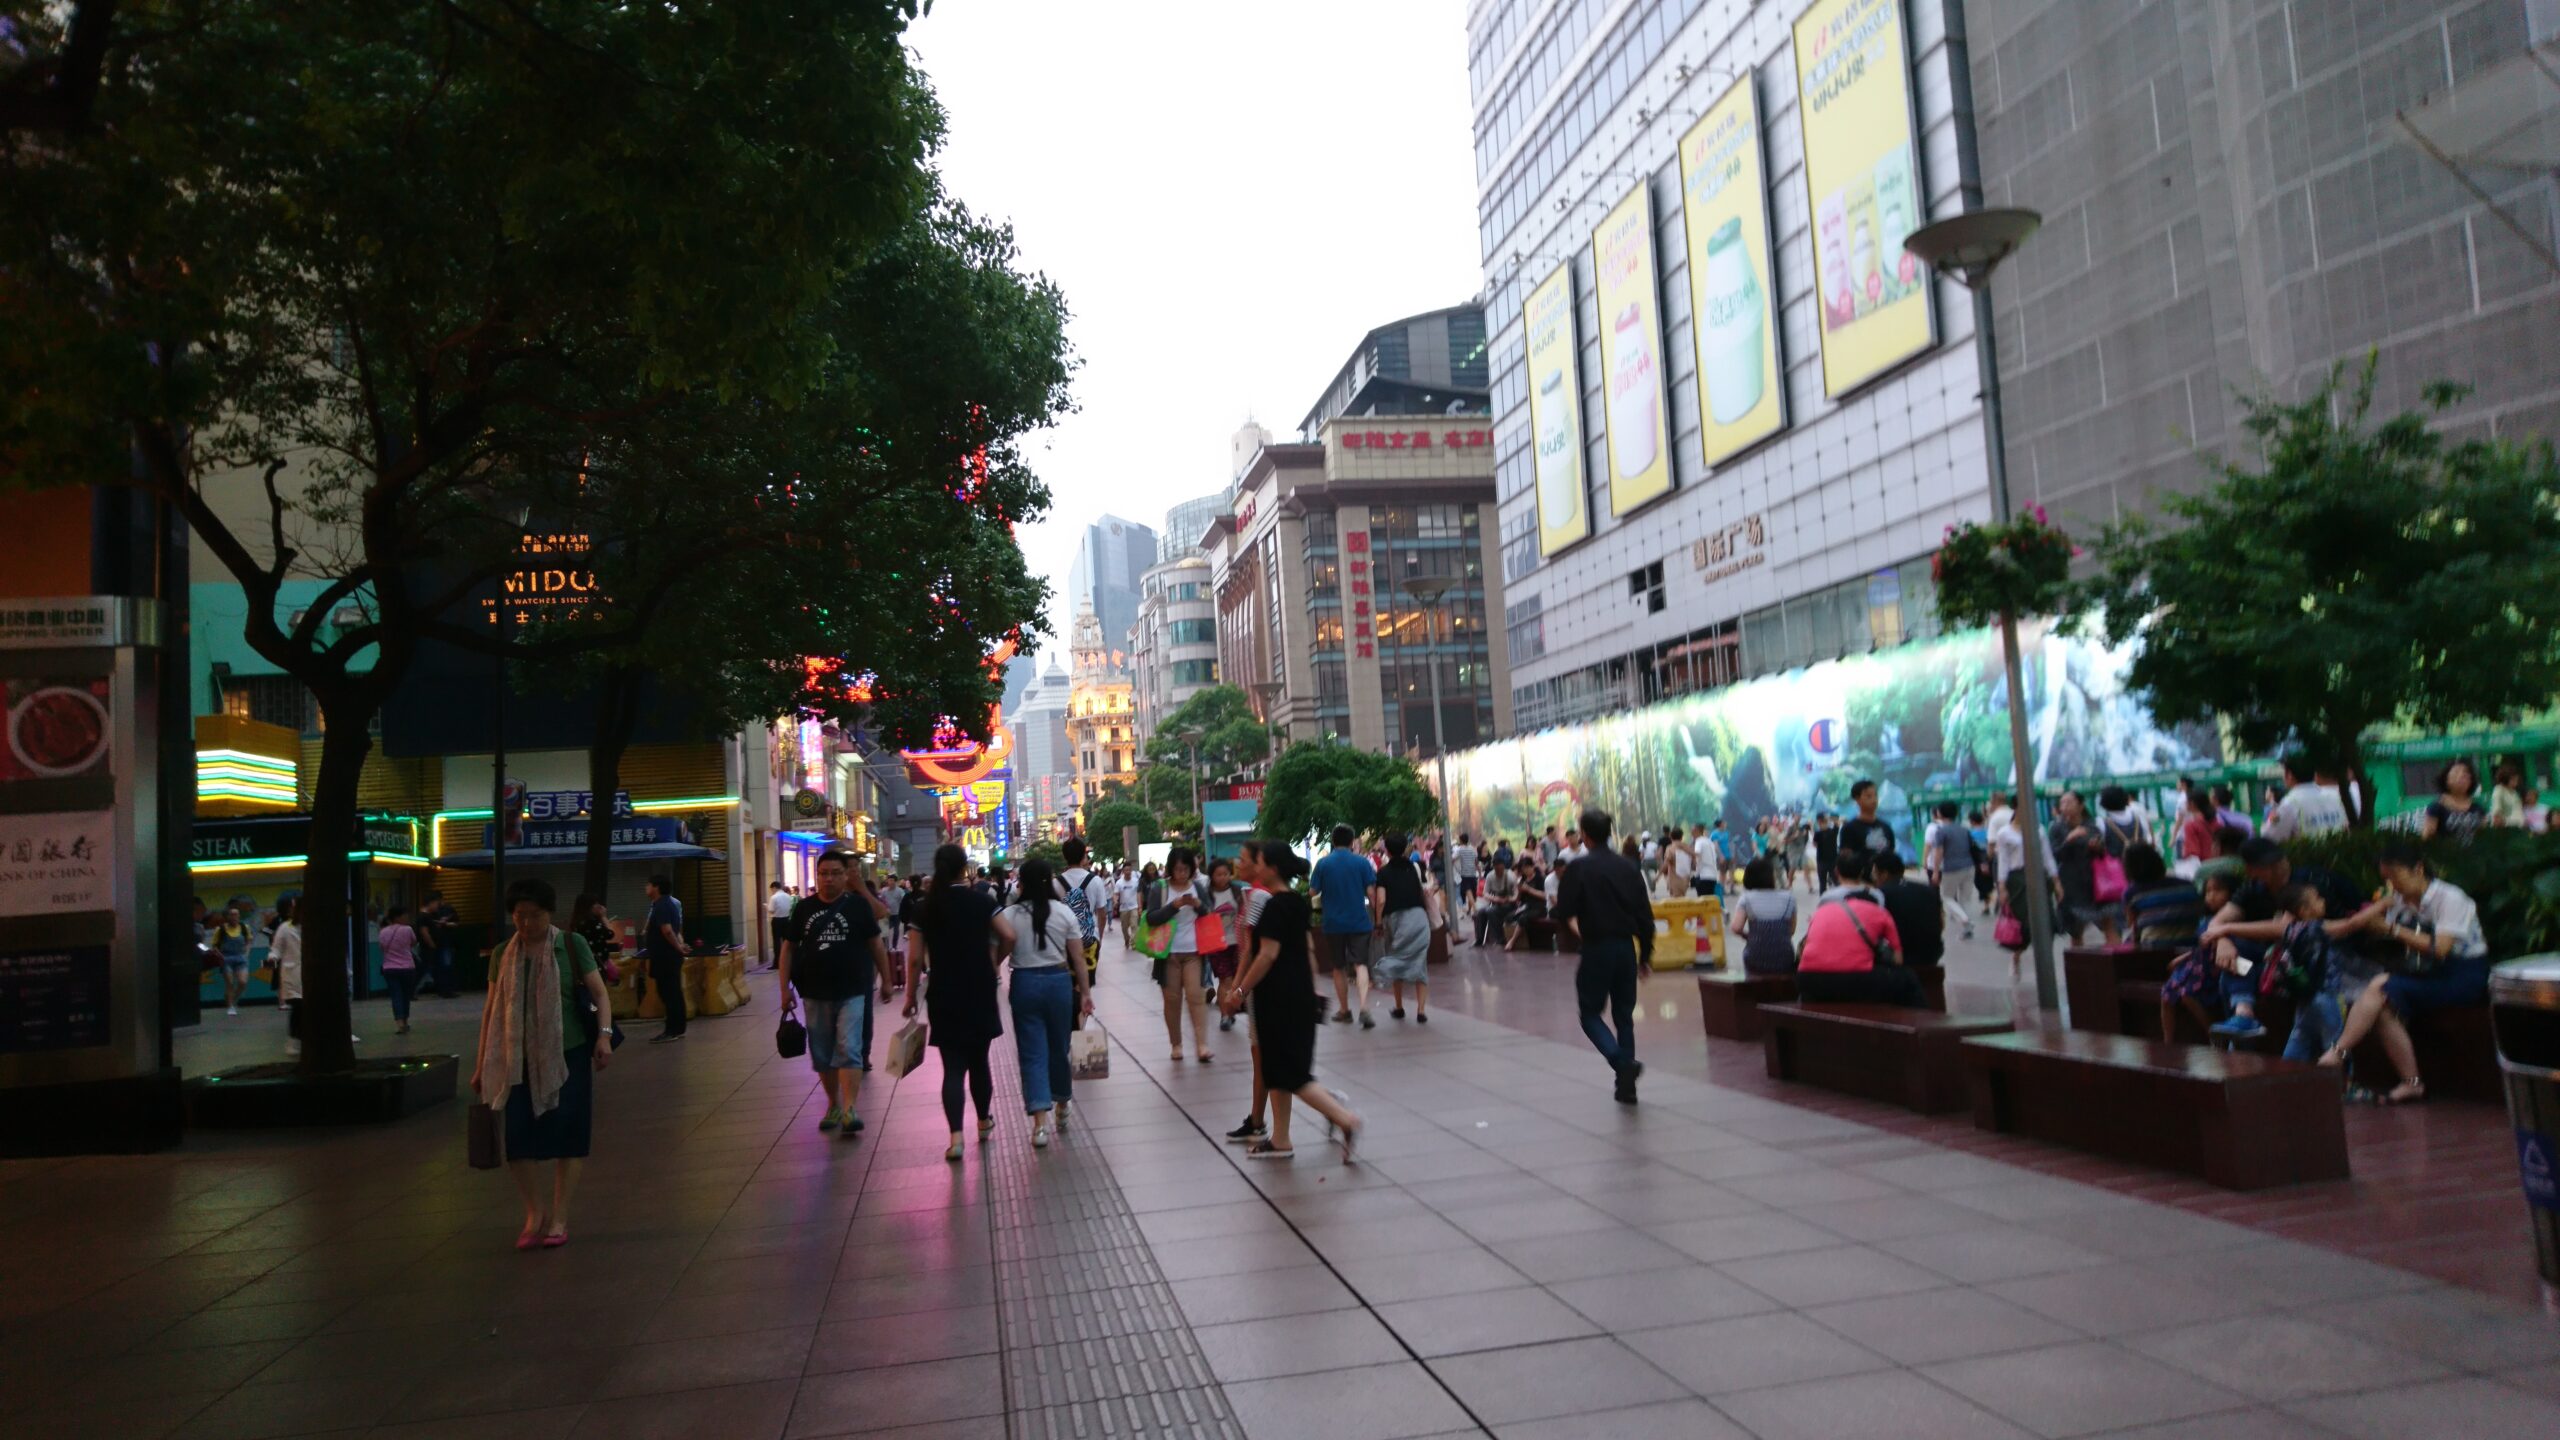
[1837,780,1895,868]
[1870,852,1944,973]
[778,851,888,1138]
[1553,808,1654,1105]
[1812,815,1841,891]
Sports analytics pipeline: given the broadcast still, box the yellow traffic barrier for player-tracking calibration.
[1651,896,1726,971]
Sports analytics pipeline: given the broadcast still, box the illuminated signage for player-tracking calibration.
[1338,428,1494,452]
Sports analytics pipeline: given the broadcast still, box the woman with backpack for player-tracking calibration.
[1144,847,1216,1064]
[469,878,612,1250]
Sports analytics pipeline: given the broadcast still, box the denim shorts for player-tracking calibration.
[802,994,872,1072]
[2383,955,2492,1017]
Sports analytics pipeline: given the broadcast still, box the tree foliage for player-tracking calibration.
[2076,361,2560,776]
[1256,742,1438,847]
[1144,684,1271,773]
[1082,800,1157,864]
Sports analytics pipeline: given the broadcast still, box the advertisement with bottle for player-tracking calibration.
[1523,262,1591,557]
[1678,75,1786,469]
[1793,0,1935,397]
[1590,184,1675,518]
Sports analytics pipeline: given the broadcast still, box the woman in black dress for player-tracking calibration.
[908,844,1007,1161]
[1220,845,1361,1161]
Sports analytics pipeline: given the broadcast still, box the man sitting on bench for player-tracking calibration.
[1795,852,1922,1007]
[1869,851,1946,998]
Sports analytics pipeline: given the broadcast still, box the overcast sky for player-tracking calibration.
[909,1,1484,671]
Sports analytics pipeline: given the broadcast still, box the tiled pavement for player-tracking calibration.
[4,928,2557,1440]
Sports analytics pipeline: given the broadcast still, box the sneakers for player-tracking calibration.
[1614,1059,1645,1106]
[1390,1007,1406,1019]
[845,1113,864,1133]
[227,1006,239,1017]
[1359,1012,1376,1030]
[1330,1009,1351,1024]
[649,1031,684,1044]
[1416,1012,1429,1024]
[819,1110,842,1132]
[285,1039,301,1058]
[1225,1118,1266,1144]
[1053,1101,1068,1135]
[1032,1125,1050,1149]
[1219,1014,1235,1031]
[2209,1015,2267,1041]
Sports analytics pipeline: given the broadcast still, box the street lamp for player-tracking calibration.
[1172,724,1205,826]
[1401,575,1459,863]
[1903,206,2064,1013]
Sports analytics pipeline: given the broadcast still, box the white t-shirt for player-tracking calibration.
[272,920,304,1001]
[2264,783,2349,842]
[1669,844,1694,881]
[2389,879,2488,962]
[1000,900,1082,970]
[767,890,794,920]
[1115,875,1139,909]
[1988,808,2026,883]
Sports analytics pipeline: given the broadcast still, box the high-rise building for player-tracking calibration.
[1298,303,1492,437]
[1003,656,1074,833]
[1065,605,1136,810]
[1066,515,1158,657]
[1131,552,1219,742]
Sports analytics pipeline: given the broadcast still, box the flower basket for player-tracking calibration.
[1932,508,2076,630]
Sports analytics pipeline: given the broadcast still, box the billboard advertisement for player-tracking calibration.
[1793,0,1934,397]
[1432,620,2220,853]
[1523,263,1591,556]
[1678,77,1787,467]
[1590,184,1676,517]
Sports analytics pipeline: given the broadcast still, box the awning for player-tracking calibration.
[1202,798,1259,836]
[434,842,725,870]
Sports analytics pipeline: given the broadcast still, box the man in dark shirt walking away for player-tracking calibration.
[1812,816,1841,893]
[778,850,889,1137]
[1553,808,1654,1104]
[644,874,688,1042]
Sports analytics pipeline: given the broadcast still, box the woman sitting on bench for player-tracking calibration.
[2315,838,2490,1105]
[1794,853,1922,1007]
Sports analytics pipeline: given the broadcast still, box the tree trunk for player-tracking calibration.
[296,697,376,1074]
[581,667,644,903]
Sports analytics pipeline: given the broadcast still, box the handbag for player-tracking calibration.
[775,1008,807,1059]
[1069,1021,1110,1080]
[1994,909,2027,949]
[467,1104,502,1170]
[2091,854,2128,905]
[883,1020,928,1077]
[1194,908,1228,954]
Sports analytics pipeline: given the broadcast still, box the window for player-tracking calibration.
[1171,659,1217,686]
[218,673,317,734]
[1169,619,1216,646]
[1629,559,1665,615]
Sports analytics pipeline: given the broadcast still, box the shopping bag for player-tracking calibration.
[1069,1021,1110,1081]
[775,1011,807,1060]
[1136,917,1171,962]
[2091,854,2128,905]
[883,1021,928,1078]
[467,1103,502,1170]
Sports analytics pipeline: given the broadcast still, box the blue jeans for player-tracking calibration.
[1010,967,1077,1114]
[2282,985,2345,1062]
[1575,937,1640,1074]
[384,967,420,1023]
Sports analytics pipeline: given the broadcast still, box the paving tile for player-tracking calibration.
[1646,1212,1840,1264]
[1790,1193,1995,1243]
[809,1305,999,1372]
[1875,1224,2112,1284]
[786,1354,1005,1436]
[1490,1396,1752,1439]
[2306,1284,2560,1373]
[1717,1243,1952,1308]
[170,1371,403,1438]
[1546,1263,1777,1332]
[2283,1375,2560,1439]
[1376,1286,1598,1357]
[1619,1310,1893,1395]
[2125,1312,2451,1402]
[1425,1336,1685,1424]
[2088,1414,2348,1440]
[1191,1308,1402,1382]
[1444,1196,1622,1244]
[1167,1264,1360,1327]
[1219,1360,1473,1440]
[1983,1263,2273,1336]
[1484,1226,1690,1284]
[1713,1368,2040,1440]
[1336,1246,1532,1305]
[574,1378,798,1440]
[1803,1284,2081,1366]
[1924,1341,2251,1438]
[599,1326,817,1397]
[370,1403,591,1440]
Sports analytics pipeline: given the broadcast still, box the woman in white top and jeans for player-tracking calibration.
[1144,847,1215,1064]
[1000,858,1092,1147]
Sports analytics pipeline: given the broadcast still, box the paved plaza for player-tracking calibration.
[6,931,2559,1440]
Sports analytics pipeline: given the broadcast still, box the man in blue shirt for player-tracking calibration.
[644,873,688,1042]
[1311,824,1380,1029]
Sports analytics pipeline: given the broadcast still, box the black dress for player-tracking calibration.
[918,889,1003,1051]
[1252,891,1320,1091]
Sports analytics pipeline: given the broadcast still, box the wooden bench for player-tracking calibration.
[2113,975,2497,1104]
[1697,970,1795,1041]
[1960,1031,2349,1190]
[1761,1004,2014,1113]
[2062,944,2185,1035]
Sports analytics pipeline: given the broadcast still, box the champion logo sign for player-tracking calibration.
[1806,718,1848,758]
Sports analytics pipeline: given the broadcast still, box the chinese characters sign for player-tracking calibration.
[1692,516,1770,584]
[1345,529,1376,660]
[1339,428,1494,452]
[0,945,111,1052]
[0,810,114,917]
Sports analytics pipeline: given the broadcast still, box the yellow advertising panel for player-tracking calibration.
[1523,263,1591,556]
[1793,0,1935,396]
[1678,77,1786,467]
[1590,185,1675,517]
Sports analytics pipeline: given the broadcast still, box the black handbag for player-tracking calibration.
[467,1104,502,1170]
[776,1011,807,1059]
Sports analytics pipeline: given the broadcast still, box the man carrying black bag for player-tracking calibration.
[777,850,889,1139]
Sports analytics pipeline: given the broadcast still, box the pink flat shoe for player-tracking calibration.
[515,1231,540,1251]
[540,1230,569,1249]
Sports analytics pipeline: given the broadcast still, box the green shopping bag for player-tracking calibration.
[1135,915,1171,962]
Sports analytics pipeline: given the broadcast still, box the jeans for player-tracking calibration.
[650,953,687,1035]
[429,945,457,996]
[1010,967,1076,1114]
[1575,937,1640,1073]
[384,967,420,1023]
[2282,985,2346,1062]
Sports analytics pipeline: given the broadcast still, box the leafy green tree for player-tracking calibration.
[1017,838,1065,872]
[1145,684,1272,774]
[2077,362,2560,790]
[1,1,957,1073]
[1083,801,1158,864]
[1256,742,1438,847]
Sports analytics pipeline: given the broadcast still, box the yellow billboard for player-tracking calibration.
[1793,0,1935,396]
[1590,184,1675,517]
[1678,76,1786,467]
[1523,262,1591,556]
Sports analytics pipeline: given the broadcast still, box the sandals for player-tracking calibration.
[1244,1140,1294,1160]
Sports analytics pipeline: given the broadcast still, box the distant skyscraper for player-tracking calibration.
[1066,514,1156,657]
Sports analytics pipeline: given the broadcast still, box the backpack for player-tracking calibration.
[1059,867,1098,941]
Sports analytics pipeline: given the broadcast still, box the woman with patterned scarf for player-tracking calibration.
[471,878,613,1250]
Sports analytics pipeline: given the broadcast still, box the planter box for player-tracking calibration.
[187,1054,459,1128]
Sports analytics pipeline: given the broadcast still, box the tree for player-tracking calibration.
[2077,361,2560,792]
[1083,801,1157,864]
[1256,742,1438,848]
[3,2,953,1073]
[1144,684,1272,774]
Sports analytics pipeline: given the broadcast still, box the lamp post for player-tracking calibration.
[1401,575,1458,854]
[1173,724,1204,827]
[1903,206,2063,1013]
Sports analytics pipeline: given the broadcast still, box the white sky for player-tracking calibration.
[908,1,1485,671]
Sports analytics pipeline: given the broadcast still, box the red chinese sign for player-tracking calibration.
[1340,428,1494,451]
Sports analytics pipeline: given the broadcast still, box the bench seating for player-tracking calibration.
[1960,1031,2349,1190]
[2062,944,2185,1035]
[1697,970,1795,1041]
[1761,1003,2014,1113]
[2115,978,2498,1105]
